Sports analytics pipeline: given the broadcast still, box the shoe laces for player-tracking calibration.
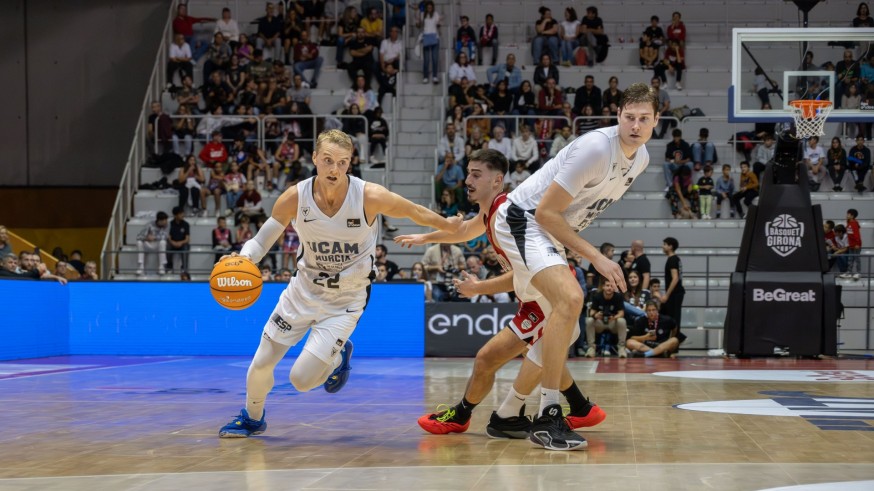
[432,404,458,423]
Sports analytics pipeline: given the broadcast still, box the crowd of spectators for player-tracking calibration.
[0,226,97,282]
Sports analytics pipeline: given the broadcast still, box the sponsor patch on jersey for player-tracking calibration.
[625,177,634,186]
[347,218,361,228]
[271,314,293,332]
[302,207,310,217]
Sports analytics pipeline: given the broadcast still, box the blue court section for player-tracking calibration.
[1,281,424,360]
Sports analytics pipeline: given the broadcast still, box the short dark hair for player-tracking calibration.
[825,220,835,228]
[172,206,184,215]
[599,242,614,253]
[650,278,661,286]
[156,211,169,220]
[699,128,709,138]
[848,208,859,218]
[620,82,660,115]
[703,165,713,174]
[672,128,682,138]
[835,224,847,233]
[663,237,679,252]
[740,160,750,169]
[644,300,659,310]
[585,75,594,81]
[460,15,469,21]
[376,243,388,253]
[722,164,731,171]
[469,148,509,175]
[651,15,659,21]
[586,6,598,15]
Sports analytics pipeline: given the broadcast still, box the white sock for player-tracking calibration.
[539,388,561,416]
[497,387,529,418]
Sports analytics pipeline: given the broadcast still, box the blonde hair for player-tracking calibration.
[315,129,354,154]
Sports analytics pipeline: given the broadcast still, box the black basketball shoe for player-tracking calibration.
[486,406,531,439]
[529,404,587,451]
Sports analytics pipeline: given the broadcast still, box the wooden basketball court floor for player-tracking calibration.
[1,355,874,491]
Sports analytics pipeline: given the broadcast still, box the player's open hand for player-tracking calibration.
[593,255,627,292]
[445,213,464,233]
[453,270,480,298]
[216,252,248,266]
[393,234,428,248]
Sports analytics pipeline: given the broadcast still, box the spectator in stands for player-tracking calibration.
[714,164,736,219]
[0,226,10,257]
[854,2,874,26]
[446,105,467,139]
[668,165,699,219]
[804,136,826,191]
[167,34,194,87]
[170,105,195,157]
[644,15,666,48]
[622,240,651,288]
[697,165,715,219]
[549,125,573,157]
[361,7,385,47]
[375,244,400,281]
[136,211,169,276]
[335,6,361,68]
[449,52,477,88]
[623,270,651,323]
[234,214,254,251]
[651,77,673,139]
[212,216,233,262]
[236,181,266,223]
[732,161,759,219]
[420,0,441,84]
[200,164,226,217]
[667,11,686,49]
[487,54,522,95]
[490,80,514,129]
[292,30,323,89]
[1,254,66,283]
[422,243,466,302]
[836,49,861,109]
[659,237,685,328]
[478,14,499,66]
[639,32,658,70]
[369,107,390,164]
[504,161,531,192]
[215,8,239,45]
[67,250,85,275]
[533,53,559,93]
[489,125,512,159]
[175,75,201,115]
[537,77,563,116]
[845,208,863,279]
[662,128,692,190]
[344,74,379,115]
[833,224,850,274]
[235,33,255,67]
[147,101,172,156]
[583,277,628,358]
[380,25,403,72]
[465,124,488,160]
[824,220,838,270]
[599,77,621,117]
[511,124,539,172]
[848,135,871,192]
[203,33,231,82]
[166,206,191,273]
[411,262,433,302]
[199,131,228,170]
[691,128,717,171]
[572,75,602,116]
[176,155,205,213]
[559,8,581,67]
[281,9,304,62]
[288,74,312,111]
[448,77,473,114]
[273,133,301,181]
[752,133,775,179]
[172,4,215,61]
[248,49,273,84]
[202,71,235,113]
[80,261,98,280]
[455,15,476,61]
[438,123,466,166]
[827,137,849,191]
[627,301,682,358]
[256,2,284,61]
[348,28,376,85]
[578,6,606,67]
[655,39,685,90]
[532,7,559,66]
[435,152,465,205]
[53,261,71,280]
[480,246,503,277]
[224,161,246,215]
[464,254,487,280]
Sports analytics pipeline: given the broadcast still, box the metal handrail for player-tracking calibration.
[101,0,180,279]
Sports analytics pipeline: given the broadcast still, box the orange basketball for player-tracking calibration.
[209,257,263,310]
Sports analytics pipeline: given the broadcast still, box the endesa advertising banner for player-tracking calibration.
[425,302,517,357]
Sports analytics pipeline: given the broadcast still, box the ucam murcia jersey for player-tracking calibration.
[292,176,377,292]
[508,125,649,232]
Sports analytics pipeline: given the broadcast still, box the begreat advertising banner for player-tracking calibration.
[425,302,518,357]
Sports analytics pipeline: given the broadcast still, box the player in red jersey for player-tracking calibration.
[396,148,605,441]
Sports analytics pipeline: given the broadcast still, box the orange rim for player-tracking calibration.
[789,100,833,119]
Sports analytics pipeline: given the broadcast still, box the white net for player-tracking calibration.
[789,100,832,139]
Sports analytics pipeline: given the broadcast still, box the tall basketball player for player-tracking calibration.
[495,83,658,450]
[219,130,461,437]
[395,149,606,445]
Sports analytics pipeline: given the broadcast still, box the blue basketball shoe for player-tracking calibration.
[324,339,354,393]
[218,409,267,438]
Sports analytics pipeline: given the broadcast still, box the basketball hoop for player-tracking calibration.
[788,100,832,139]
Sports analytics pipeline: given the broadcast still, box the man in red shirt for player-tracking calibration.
[292,30,323,89]
[172,4,215,61]
[846,208,862,279]
[199,131,228,170]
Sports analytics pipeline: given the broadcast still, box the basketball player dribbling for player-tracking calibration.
[218,130,461,438]
[395,149,606,445]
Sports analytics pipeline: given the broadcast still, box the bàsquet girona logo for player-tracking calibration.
[764,214,804,257]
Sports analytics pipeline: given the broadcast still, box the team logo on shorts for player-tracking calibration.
[347,218,361,228]
[271,314,293,332]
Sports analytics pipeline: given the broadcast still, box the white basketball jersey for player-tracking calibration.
[508,126,649,232]
[293,176,378,292]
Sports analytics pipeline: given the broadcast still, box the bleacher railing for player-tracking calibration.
[100,0,179,279]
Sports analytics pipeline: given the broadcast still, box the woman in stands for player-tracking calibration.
[175,155,205,214]
[623,270,652,323]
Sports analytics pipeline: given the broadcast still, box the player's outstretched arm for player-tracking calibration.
[364,183,462,233]
[536,182,627,291]
[454,270,513,298]
[224,185,299,265]
[394,212,487,248]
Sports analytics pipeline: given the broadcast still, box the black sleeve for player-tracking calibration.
[589,293,604,313]
[611,294,625,314]
[638,256,651,274]
[630,317,647,337]
[386,260,400,281]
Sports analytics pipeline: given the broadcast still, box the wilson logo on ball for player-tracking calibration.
[217,277,254,287]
